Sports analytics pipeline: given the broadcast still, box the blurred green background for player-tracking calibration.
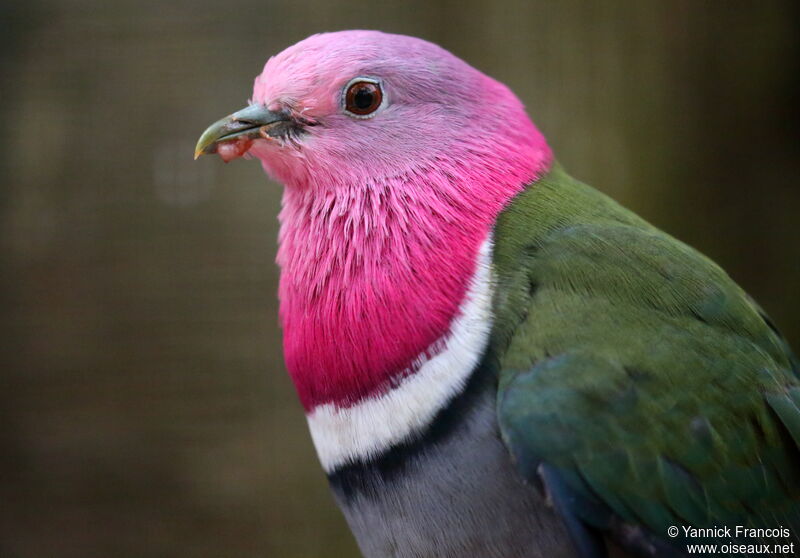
[1,1,798,557]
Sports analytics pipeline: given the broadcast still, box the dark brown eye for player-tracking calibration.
[345,80,383,116]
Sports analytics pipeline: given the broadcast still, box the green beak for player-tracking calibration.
[194,104,290,159]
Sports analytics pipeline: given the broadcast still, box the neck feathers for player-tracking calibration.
[277,118,551,413]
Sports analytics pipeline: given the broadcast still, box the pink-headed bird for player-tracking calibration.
[196,30,800,558]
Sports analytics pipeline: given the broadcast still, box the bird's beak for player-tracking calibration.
[194,104,290,160]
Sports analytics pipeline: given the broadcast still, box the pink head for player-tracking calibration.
[197,31,552,410]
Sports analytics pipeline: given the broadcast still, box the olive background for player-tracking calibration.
[1,1,798,557]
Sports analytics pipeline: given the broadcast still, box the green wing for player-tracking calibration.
[493,165,800,556]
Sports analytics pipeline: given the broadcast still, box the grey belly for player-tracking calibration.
[328,383,574,558]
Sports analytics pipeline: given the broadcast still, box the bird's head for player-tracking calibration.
[196,30,550,189]
[195,31,552,411]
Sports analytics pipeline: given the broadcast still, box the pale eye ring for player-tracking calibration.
[343,77,384,118]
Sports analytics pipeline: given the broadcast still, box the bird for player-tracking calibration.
[195,30,800,558]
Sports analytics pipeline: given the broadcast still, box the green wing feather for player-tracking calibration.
[494,164,800,553]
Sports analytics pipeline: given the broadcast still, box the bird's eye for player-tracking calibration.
[344,79,383,117]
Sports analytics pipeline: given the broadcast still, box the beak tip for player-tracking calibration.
[194,142,211,160]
